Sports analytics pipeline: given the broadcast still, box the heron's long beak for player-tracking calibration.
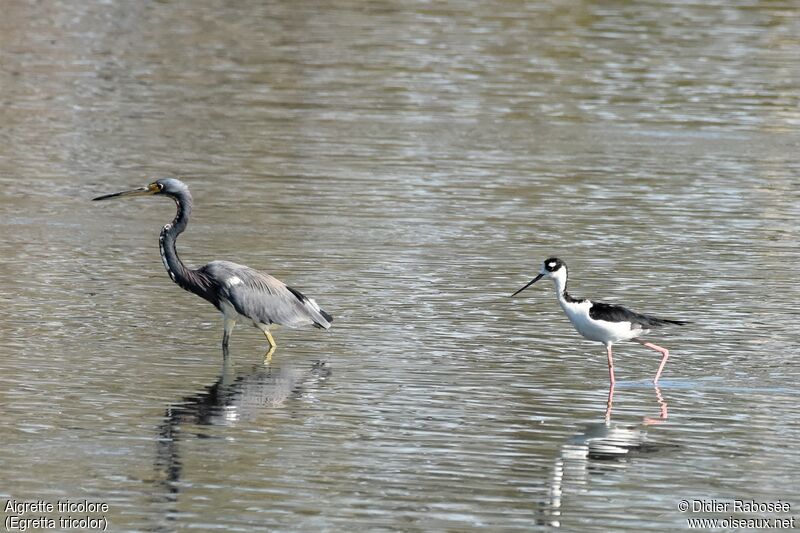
[511,273,544,297]
[92,183,158,201]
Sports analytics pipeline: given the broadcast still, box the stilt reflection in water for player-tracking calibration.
[540,386,677,528]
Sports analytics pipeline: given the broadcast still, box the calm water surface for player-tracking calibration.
[1,1,799,531]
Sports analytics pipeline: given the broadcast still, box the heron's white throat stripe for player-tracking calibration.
[159,230,177,281]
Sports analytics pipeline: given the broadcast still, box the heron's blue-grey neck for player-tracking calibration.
[158,190,220,308]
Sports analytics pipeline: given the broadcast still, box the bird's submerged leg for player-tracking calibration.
[634,338,670,383]
[264,330,277,349]
[222,317,236,353]
[261,329,277,363]
[263,347,275,363]
[644,386,669,425]
[606,344,616,387]
[605,383,615,423]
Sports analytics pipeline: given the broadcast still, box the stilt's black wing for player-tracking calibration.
[589,301,687,328]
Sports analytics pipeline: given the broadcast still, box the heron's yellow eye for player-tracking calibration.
[148,182,163,192]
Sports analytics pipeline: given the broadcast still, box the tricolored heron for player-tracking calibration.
[512,257,686,385]
[93,178,333,359]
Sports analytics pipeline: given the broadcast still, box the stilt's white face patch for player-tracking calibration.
[226,276,243,287]
[548,261,557,269]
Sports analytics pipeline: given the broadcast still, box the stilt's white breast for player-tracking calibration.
[559,300,642,345]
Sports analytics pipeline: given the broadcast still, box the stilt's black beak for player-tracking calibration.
[512,273,543,297]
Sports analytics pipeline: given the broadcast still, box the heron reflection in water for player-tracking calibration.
[154,358,331,499]
[93,178,333,359]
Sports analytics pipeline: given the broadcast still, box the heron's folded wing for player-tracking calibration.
[203,261,330,328]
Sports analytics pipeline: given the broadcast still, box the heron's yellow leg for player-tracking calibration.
[263,330,277,349]
[261,330,277,363]
[264,345,276,363]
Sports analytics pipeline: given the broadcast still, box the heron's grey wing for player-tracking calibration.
[201,261,332,328]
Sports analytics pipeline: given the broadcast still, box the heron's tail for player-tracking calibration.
[301,297,333,329]
[307,300,333,329]
[286,285,333,329]
[315,308,334,329]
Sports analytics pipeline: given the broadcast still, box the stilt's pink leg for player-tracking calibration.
[655,386,668,420]
[635,338,670,383]
[605,383,615,423]
[644,385,669,425]
[606,344,616,386]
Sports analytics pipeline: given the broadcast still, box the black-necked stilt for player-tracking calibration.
[512,257,687,385]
